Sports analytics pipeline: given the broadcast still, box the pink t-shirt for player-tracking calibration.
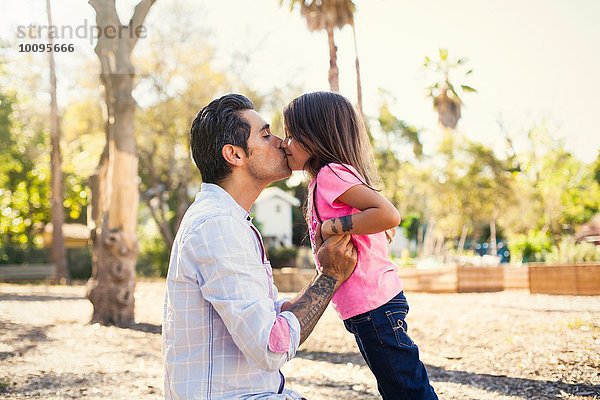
[307,163,403,320]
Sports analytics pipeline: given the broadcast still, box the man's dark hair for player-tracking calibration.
[190,94,254,184]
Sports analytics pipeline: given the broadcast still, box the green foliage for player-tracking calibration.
[0,90,50,253]
[545,237,600,264]
[0,376,11,392]
[0,244,49,265]
[390,253,417,268]
[136,230,169,277]
[423,48,477,129]
[65,248,92,280]
[268,246,299,268]
[593,151,600,184]
[0,76,90,263]
[531,142,600,237]
[400,213,420,242]
[508,230,553,263]
[423,48,477,104]
[282,0,356,31]
[61,97,105,179]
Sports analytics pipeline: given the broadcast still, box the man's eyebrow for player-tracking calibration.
[259,123,270,132]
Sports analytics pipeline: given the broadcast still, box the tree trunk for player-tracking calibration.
[86,0,155,326]
[490,219,497,256]
[326,24,339,92]
[47,0,69,284]
[435,84,461,129]
[417,225,423,259]
[471,230,479,255]
[351,21,363,119]
[434,234,443,257]
[422,219,435,258]
[458,224,468,254]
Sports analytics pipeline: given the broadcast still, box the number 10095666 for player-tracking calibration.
[19,43,74,52]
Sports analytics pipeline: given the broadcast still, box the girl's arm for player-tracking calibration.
[320,184,401,239]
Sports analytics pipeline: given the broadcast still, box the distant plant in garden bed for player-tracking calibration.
[508,230,553,263]
[544,237,600,264]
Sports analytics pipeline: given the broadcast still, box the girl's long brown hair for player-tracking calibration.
[283,91,381,188]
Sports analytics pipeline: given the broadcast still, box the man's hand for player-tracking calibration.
[284,226,357,344]
[315,224,357,288]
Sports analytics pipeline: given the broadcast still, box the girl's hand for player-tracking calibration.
[321,219,336,240]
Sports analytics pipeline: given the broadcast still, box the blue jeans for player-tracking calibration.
[343,291,438,400]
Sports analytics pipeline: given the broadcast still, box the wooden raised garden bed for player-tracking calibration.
[457,265,504,293]
[400,264,530,293]
[529,263,600,295]
[398,265,458,293]
[272,267,314,293]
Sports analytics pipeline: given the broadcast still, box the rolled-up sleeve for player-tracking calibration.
[275,311,300,359]
[183,215,299,371]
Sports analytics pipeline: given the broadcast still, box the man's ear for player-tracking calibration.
[222,144,246,167]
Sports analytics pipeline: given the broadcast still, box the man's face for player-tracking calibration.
[241,109,292,184]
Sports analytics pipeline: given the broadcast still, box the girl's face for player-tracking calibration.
[281,125,311,171]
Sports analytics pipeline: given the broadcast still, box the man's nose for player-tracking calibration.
[274,135,285,148]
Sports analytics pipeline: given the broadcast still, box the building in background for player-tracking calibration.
[252,187,300,248]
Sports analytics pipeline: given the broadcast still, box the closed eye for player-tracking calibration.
[260,123,271,138]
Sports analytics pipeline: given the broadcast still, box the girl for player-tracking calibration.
[281,92,438,400]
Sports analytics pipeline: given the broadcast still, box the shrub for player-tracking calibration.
[508,230,553,263]
[136,234,169,277]
[545,237,600,263]
[268,246,298,268]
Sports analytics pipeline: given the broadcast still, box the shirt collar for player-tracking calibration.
[198,183,253,224]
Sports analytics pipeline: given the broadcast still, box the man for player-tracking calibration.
[162,94,357,399]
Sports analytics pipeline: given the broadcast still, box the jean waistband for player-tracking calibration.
[344,290,405,322]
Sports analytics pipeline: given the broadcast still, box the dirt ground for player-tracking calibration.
[1,281,599,399]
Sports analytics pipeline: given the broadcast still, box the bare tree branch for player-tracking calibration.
[143,196,174,248]
[89,0,120,29]
[129,0,156,48]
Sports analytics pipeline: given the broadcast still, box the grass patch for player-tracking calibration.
[0,377,12,393]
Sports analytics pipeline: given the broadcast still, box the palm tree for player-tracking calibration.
[422,49,477,257]
[46,0,69,284]
[424,48,477,130]
[282,0,356,93]
[350,17,363,118]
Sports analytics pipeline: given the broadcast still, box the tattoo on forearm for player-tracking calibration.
[340,215,353,232]
[330,219,339,234]
[289,274,337,344]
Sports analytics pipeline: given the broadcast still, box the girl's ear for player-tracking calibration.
[222,144,246,167]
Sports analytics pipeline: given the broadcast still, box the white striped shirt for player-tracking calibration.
[162,183,302,399]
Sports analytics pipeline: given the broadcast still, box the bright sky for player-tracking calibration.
[2,0,599,162]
